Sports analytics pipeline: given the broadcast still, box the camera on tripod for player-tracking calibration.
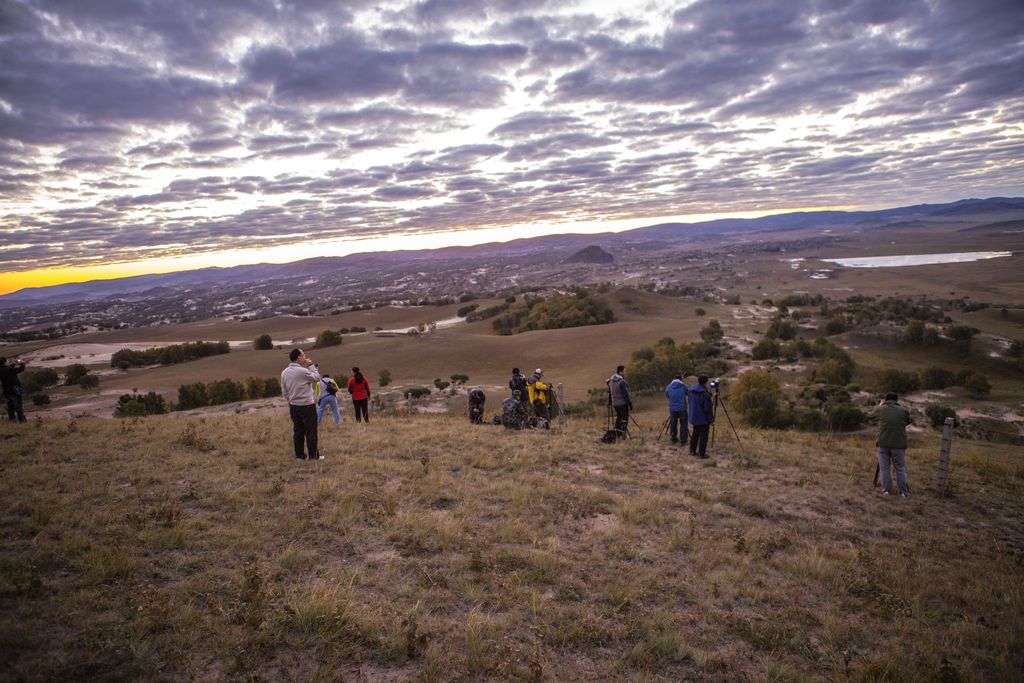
[708,378,721,389]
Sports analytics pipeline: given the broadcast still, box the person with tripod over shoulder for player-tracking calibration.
[607,365,632,436]
[688,374,714,458]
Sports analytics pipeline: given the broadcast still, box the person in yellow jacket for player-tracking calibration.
[527,368,549,420]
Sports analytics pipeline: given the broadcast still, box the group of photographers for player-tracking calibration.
[281,346,912,496]
[498,367,550,430]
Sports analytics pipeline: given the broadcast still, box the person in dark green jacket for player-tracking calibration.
[876,392,912,497]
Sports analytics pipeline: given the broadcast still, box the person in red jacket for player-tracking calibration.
[348,366,372,423]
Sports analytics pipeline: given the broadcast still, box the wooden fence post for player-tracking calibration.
[557,383,566,429]
[936,416,955,490]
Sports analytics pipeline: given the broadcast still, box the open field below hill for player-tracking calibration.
[1,411,1022,681]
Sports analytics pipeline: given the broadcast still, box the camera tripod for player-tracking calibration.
[711,386,744,454]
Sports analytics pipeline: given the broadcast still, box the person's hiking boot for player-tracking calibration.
[296,455,307,460]
[900,492,909,498]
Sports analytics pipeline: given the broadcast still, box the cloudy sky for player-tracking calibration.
[1,0,1023,293]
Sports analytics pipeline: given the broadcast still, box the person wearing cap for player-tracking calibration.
[688,374,714,458]
[526,368,549,420]
[501,389,528,429]
[875,392,912,497]
[281,348,322,460]
[509,367,530,410]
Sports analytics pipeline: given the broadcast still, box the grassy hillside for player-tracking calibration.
[2,410,1021,681]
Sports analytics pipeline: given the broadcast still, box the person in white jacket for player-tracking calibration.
[281,348,322,460]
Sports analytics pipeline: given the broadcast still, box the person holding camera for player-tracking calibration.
[607,365,632,434]
[875,392,912,497]
[0,356,27,423]
[281,348,322,460]
[317,373,342,426]
[688,374,714,458]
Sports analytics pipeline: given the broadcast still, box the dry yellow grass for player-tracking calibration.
[1,407,1021,681]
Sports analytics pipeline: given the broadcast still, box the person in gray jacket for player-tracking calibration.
[281,348,322,460]
[607,365,632,434]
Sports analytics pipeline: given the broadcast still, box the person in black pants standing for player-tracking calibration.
[348,367,371,423]
[281,348,322,460]
[0,357,27,423]
[688,374,714,458]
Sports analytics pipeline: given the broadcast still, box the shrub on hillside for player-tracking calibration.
[925,404,958,428]
[813,358,854,386]
[20,368,59,395]
[825,315,847,335]
[32,394,50,406]
[919,366,957,390]
[904,320,925,344]
[244,377,266,400]
[961,373,991,398]
[63,363,91,385]
[177,383,209,410]
[751,338,780,360]
[765,318,797,341]
[263,377,281,397]
[114,392,167,417]
[78,374,99,389]
[877,368,919,394]
[457,304,478,317]
[404,386,431,400]
[253,334,273,350]
[378,369,392,387]
[450,373,469,385]
[699,319,724,343]
[433,379,450,391]
[731,370,785,428]
[826,402,867,431]
[945,325,979,356]
[314,329,342,348]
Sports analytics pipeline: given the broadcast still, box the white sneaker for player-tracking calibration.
[881,491,890,495]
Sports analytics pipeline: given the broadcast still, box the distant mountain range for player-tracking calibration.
[3,196,1022,308]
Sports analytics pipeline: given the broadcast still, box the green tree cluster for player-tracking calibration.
[491,293,615,335]
[626,337,729,393]
[176,376,280,410]
[253,334,273,350]
[111,341,230,369]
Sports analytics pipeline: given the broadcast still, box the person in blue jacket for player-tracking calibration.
[688,373,715,458]
[665,374,689,447]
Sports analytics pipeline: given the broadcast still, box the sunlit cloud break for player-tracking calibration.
[1,0,1022,289]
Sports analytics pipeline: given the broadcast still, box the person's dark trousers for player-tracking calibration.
[5,388,25,423]
[614,404,629,433]
[289,403,318,458]
[690,424,710,457]
[668,410,687,445]
[353,398,369,423]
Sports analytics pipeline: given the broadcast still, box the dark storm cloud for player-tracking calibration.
[0,0,1022,274]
